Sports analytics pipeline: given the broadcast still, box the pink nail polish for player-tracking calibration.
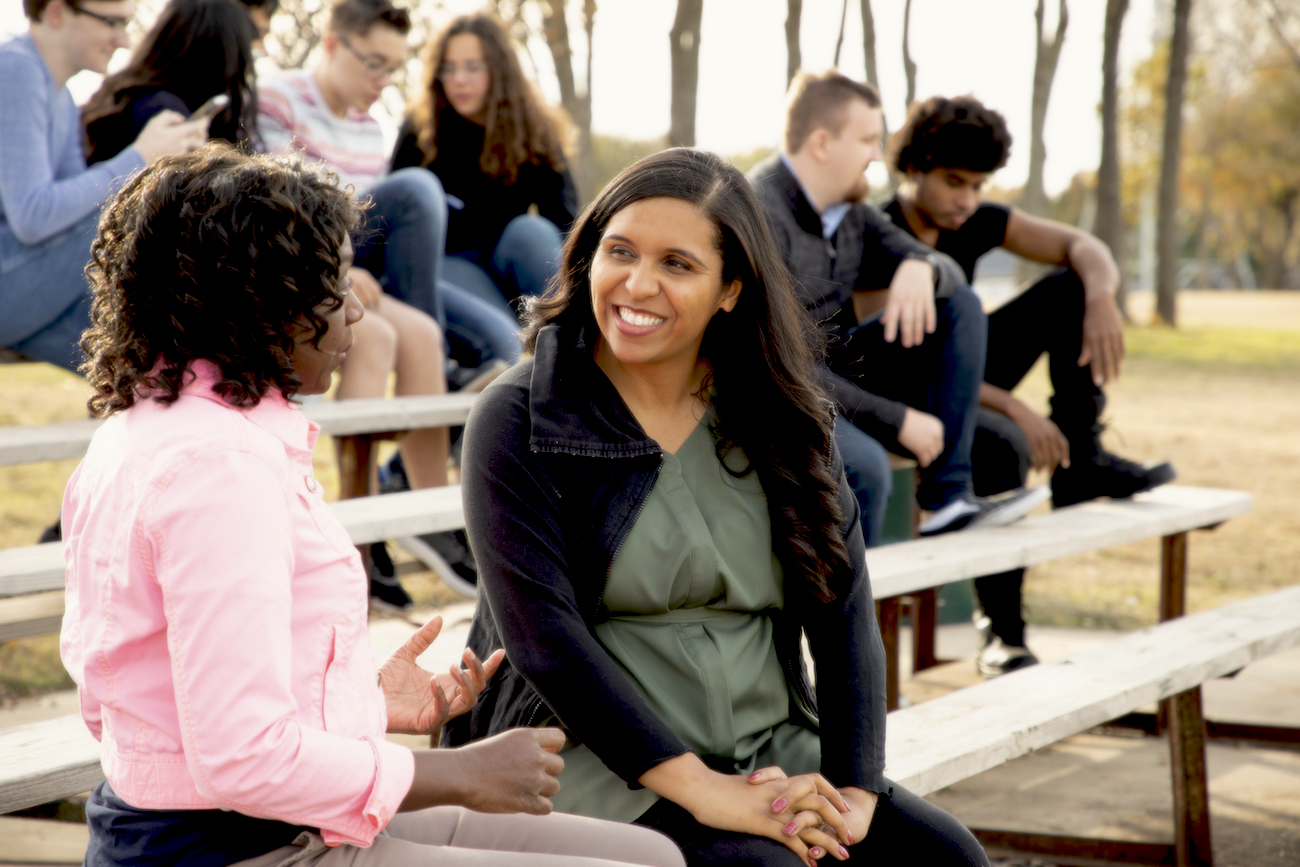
[810,848,822,858]
[772,798,787,813]
[784,821,798,835]
[847,833,854,845]
[748,771,761,780]
[839,846,850,859]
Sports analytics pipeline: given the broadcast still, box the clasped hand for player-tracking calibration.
[379,615,505,735]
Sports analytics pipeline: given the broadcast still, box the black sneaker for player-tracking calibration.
[37,519,62,544]
[1052,452,1176,508]
[366,541,414,614]
[397,530,478,598]
[919,486,1051,537]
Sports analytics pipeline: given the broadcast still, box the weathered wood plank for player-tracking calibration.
[0,715,103,815]
[0,486,466,600]
[0,394,478,467]
[0,591,65,642]
[885,583,1300,797]
[866,486,1252,600]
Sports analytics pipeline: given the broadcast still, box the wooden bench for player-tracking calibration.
[6,582,1297,867]
[0,485,466,642]
[872,485,1253,710]
[0,393,478,468]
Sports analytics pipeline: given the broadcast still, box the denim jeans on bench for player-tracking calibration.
[0,209,99,372]
[354,169,521,368]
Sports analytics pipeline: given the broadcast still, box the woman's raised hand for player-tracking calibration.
[379,615,505,735]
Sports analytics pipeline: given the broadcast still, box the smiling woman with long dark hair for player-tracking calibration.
[82,0,259,164]
[448,148,989,867]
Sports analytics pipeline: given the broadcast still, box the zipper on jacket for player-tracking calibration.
[595,455,663,622]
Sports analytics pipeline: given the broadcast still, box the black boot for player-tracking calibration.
[1050,397,1176,508]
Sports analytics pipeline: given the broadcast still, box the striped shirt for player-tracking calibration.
[257,70,387,194]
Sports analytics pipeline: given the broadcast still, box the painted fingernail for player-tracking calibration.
[809,848,822,858]
[784,821,799,835]
[839,846,850,859]
[847,833,854,845]
[748,771,761,780]
[772,798,787,813]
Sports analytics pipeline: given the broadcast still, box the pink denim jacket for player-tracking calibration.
[60,361,415,847]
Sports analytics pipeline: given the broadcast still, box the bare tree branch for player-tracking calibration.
[668,0,704,148]
[902,0,916,108]
[833,0,849,68]
[785,0,802,86]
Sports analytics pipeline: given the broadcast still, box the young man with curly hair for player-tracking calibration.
[749,71,1047,547]
[883,95,1175,675]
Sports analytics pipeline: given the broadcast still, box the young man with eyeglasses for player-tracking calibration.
[0,0,205,371]
[257,0,520,374]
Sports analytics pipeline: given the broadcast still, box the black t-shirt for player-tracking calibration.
[390,109,577,260]
[881,197,1011,283]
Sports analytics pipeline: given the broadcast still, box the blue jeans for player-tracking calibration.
[832,284,987,510]
[0,210,99,372]
[354,170,520,366]
[834,418,893,547]
[444,214,563,310]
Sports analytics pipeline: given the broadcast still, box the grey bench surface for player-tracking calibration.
[866,484,1252,601]
[0,485,1253,639]
[0,393,478,467]
[6,582,1298,817]
[885,582,1300,797]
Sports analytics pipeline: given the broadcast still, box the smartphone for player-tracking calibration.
[189,93,230,124]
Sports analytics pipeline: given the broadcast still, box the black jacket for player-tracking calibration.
[390,110,577,260]
[748,155,964,450]
[446,322,889,794]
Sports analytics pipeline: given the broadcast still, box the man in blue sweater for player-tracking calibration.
[0,0,204,370]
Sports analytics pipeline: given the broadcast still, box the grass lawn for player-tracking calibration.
[1,290,1298,699]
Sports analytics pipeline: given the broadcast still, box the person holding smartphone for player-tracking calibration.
[82,0,261,164]
[0,0,204,373]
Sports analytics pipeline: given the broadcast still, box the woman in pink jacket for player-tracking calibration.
[59,144,683,867]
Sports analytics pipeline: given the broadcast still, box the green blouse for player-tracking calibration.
[550,421,821,822]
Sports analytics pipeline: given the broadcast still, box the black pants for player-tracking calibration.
[634,782,988,867]
[972,269,1103,645]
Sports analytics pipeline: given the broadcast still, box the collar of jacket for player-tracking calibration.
[526,321,664,460]
[753,154,826,240]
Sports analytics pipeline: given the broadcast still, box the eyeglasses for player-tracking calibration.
[70,5,132,30]
[338,36,402,79]
[437,61,488,81]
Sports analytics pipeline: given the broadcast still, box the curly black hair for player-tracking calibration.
[81,143,360,417]
[889,95,1012,175]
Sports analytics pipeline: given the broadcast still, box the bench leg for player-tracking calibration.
[877,597,900,711]
[1167,685,1214,867]
[910,589,941,673]
[1160,531,1189,622]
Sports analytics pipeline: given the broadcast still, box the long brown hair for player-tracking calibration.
[407,13,566,182]
[524,149,853,603]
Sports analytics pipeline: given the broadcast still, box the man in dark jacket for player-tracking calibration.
[749,71,1045,545]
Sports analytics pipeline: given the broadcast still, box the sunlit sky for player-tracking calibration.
[3,0,1165,196]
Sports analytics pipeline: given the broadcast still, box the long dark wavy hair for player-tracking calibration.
[82,0,259,163]
[407,13,567,182]
[524,149,852,602]
[81,144,359,417]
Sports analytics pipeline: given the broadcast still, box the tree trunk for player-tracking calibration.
[537,0,596,204]
[1094,0,1130,318]
[785,0,802,87]
[1023,0,1069,219]
[858,0,891,159]
[1155,0,1192,325]
[668,0,704,148]
[834,0,849,67]
[902,0,916,108]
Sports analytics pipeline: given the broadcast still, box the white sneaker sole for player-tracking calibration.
[969,485,1051,530]
[394,536,479,598]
